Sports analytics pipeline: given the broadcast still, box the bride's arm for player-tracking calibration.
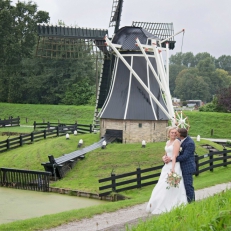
[171,140,181,172]
[162,141,169,162]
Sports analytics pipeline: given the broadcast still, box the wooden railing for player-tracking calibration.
[0,123,93,153]
[33,121,93,134]
[0,168,51,192]
[98,149,231,197]
[0,116,20,127]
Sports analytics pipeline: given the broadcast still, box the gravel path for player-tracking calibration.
[44,182,231,231]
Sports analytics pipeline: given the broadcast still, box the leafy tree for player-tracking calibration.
[0,0,49,65]
[182,52,196,67]
[210,69,231,96]
[0,0,49,102]
[174,68,210,102]
[216,86,231,112]
[169,52,184,65]
[215,55,231,74]
[194,52,215,66]
[169,64,186,94]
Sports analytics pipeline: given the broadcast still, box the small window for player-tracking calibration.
[139,123,142,128]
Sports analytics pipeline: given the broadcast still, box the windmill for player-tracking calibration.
[36,0,187,143]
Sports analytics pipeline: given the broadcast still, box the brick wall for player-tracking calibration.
[100,119,168,143]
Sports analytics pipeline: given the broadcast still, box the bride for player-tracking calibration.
[146,126,187,214]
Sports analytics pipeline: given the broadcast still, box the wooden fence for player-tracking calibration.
[0,168,51,192]
[98,149,231,197]
[0,123,92,153]
[0,116,20,127]
[33,121,93,134]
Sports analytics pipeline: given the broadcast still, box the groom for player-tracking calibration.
[163,128,196,203]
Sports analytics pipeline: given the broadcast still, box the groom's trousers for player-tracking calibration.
[183,174,195,203]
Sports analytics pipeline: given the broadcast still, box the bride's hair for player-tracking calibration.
[167,126,178,138]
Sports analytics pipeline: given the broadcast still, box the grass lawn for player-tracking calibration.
[0,104,231,230]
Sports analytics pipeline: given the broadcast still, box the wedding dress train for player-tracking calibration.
[146,143,187,214]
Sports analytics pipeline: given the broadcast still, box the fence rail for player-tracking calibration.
[0,122,93,153]
[0,168,51,192]
[33,121,93,134]
[0,116,20,127]
[98,149,231,197]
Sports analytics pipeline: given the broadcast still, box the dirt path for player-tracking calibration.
[44,182,231,231]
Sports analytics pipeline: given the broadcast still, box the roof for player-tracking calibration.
[112,26,159,50]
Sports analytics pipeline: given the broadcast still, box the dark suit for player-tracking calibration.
[176,136,196,203]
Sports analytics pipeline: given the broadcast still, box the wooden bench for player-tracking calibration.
[41,138,106,179]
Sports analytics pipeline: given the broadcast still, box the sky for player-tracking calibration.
[11,0,231,58]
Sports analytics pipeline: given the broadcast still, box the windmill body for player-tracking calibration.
[99,26,172,143]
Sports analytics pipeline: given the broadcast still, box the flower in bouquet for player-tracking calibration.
[166,172,182,189]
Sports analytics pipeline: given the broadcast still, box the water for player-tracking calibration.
[0,187,107,224]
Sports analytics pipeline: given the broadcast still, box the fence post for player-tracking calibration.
[194,154,199,176]
[75,122,78,132]
[211,129,214,136]
[90,124,93,133]
[31,132,34,143]
[34,121,36,130]
[44,130,47,139]
[136,168,141,188]
[6,139,10,150]
[111,173,116,192]
[56,126,59,137]
[223,148,227,167]
[209,150,213,172]
[19,135,23,146]
[47,122,50,130]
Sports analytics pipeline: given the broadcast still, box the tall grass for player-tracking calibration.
[129,189,231,231]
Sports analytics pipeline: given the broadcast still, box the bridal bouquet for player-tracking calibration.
[166,172,182,189]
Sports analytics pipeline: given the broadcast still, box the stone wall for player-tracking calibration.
[100,119,168,143]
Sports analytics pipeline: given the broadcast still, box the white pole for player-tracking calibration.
[159,29,185,45]
[151,41,175,121]
[166,42,169,89]
[135,39,166,92]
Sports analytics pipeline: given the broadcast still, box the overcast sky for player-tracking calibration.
[12,0,231,58]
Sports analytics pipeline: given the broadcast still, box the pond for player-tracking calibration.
[0,187,107,224]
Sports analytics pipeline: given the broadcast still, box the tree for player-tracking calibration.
[194,52,215,66]
[169,52,184,65]
[215,55,231,74]
[169,64,186,94]
[0,0,49,65]
[210,69,231,96]
[174,68,210,102]
[182,52,196,67]
[0,0,49,103]
[216,86,231,112]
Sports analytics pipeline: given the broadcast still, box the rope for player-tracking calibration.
[181,30,185,53]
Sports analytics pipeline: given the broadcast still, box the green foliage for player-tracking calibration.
[170,52,231,103]
[129,189,231,231]
[174,68,210,102]
[169,64,186,94]
[0,1,97,105]
[199,102,218,112]
[215,55,231,74]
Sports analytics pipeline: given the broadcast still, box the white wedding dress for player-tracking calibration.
[146,142,187,214]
